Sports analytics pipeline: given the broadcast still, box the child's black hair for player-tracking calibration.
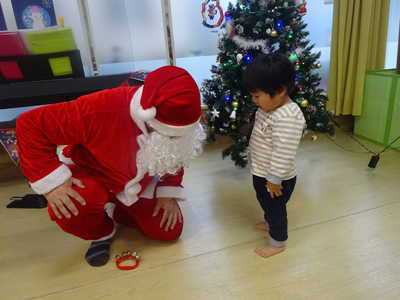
[242,53,295,96]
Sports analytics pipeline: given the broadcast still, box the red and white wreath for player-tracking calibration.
[202,0,224,29]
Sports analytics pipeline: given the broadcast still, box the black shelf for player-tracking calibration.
[0,73,142,109]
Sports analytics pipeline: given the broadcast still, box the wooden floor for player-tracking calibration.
[1,132,400,300]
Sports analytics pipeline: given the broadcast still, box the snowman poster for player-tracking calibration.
[201,0,224,30]
[11,0,57,30]
[0,3,6,31]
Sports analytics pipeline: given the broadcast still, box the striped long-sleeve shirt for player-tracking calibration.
[249,102,305,184]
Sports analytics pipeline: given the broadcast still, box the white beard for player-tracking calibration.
[137,123,206,177]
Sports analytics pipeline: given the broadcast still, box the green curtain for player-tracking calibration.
[328,0,390,116]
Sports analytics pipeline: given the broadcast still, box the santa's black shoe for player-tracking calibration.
[84,238,112,267]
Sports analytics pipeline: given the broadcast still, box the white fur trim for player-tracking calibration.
[137,106,156,121]
[130,85,199,137]
[117,88,155,206]
[116,191,135,206]
[116,134,186,205]
[116,134,148,206]
[130,86,155,135]
[147,118,200,137]
[91,203,117,241]
[156,186,186,201]
[124,87,193,205]
[140,176,159,199]
[130,86,149,136]
[104,202,116,219]
[93,224,116,241]
[57,145,74,165]
[30,164,72,195]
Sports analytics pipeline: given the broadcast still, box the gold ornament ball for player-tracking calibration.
[271,30,278,37]
[316,63,322,68]
[232,101,239,108]
[300,99,309,107]
[231,124,237,129]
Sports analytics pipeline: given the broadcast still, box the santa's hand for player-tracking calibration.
[44,177,86,219]
[153,197,182,231]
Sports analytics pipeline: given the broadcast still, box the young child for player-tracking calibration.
[242,53,306,258]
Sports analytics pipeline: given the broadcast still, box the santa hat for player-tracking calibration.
[131,66,201,137]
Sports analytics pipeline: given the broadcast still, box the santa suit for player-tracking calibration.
[16,66,201,241]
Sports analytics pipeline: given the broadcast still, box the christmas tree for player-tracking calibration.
[202,0,335,167]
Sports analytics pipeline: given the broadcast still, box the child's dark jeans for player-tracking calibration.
[252,175,297,243]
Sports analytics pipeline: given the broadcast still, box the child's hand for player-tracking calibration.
[266,182,283,198]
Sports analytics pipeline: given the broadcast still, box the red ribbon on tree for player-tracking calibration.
[299,1,307,15]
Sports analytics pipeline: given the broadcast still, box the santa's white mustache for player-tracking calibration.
[138,123,206,176]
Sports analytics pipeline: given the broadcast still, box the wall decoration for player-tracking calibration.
[0,129,18,165]
[202,0,224,29]
[11,0,57,30]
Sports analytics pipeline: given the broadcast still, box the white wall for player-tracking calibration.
[385,0,399,68]
[86,0,166,64]
[303,0,334,48]
[124,0,166,62]
[53,0,91,73]
[86,0,133,64]
[171,0,237,58]
[387,0,400,42]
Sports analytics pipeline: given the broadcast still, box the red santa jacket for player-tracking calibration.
[16,86,184,206]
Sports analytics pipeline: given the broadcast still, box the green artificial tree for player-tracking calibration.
[202,0,335,167]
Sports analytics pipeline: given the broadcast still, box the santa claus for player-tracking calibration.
[16,66,205,267]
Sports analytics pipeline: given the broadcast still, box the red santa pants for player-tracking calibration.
[48,165,184,241]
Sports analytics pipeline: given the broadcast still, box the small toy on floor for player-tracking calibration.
[115,250,141,271]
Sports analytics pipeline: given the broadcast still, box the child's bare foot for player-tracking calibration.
[254,244,285,258]
[255,222,269,231]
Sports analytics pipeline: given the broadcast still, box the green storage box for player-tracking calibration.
[23,28,76,55]
[23,28,76,77]
[354,69,400,151]
[48,56,73,76]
